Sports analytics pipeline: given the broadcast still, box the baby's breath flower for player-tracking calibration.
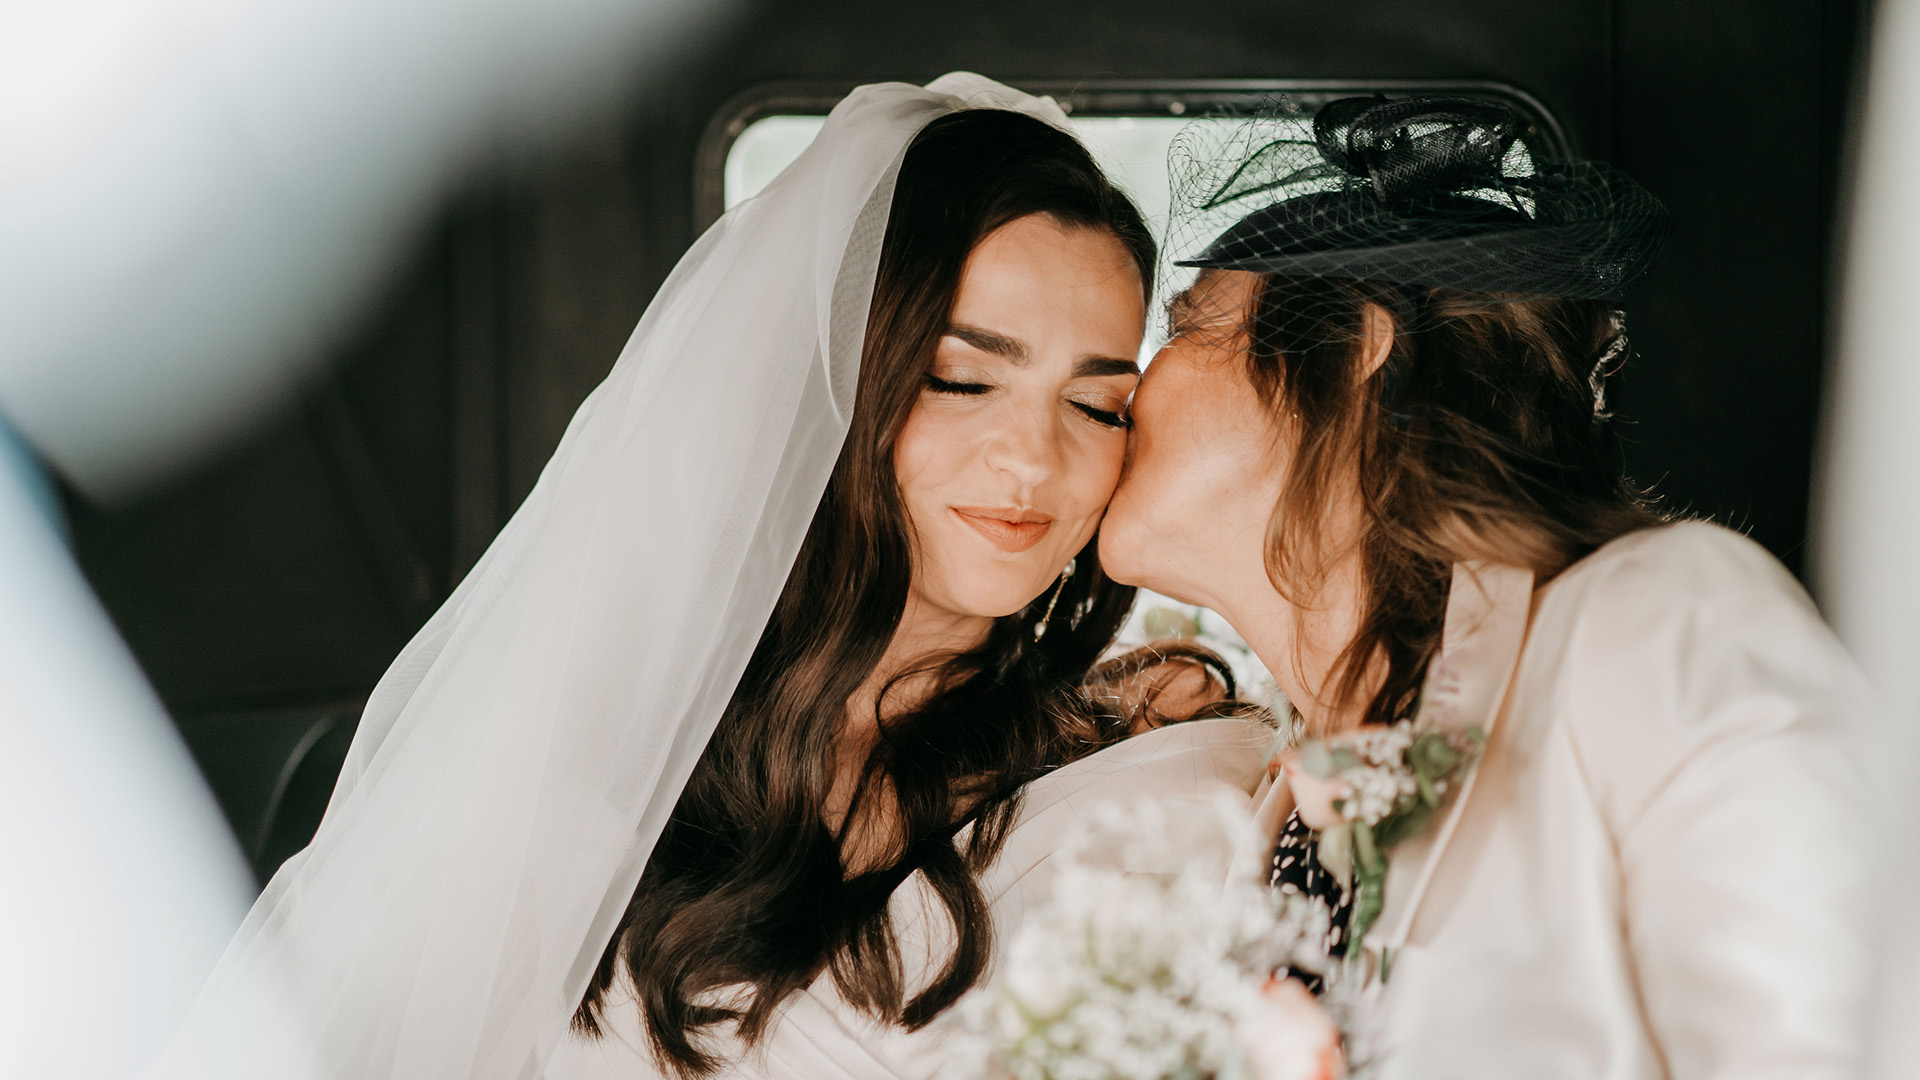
[945,796,1343,1080]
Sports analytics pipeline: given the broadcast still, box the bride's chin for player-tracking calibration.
[927,575,1053,623]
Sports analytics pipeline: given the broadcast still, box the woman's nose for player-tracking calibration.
[981,400,1063,489]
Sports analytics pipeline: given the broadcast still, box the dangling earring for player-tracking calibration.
[1033,557,1076,641]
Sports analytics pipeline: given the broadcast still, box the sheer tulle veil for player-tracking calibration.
[141,74,1073,1080]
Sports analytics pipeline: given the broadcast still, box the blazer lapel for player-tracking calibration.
[1366,560,1534,965]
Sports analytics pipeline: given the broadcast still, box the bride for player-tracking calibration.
[143,75,1290,1080]
[555,84,1263,1079]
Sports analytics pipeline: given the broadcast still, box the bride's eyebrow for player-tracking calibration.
[944,324,1136,378]
[943,323,1028,363]
[1073,356,1140,378]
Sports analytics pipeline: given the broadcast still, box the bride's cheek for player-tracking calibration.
[1057,440,1126,551]
[891,403,951,491]
[1080,430,1128,502]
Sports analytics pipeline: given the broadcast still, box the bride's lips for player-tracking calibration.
[951,506,1053,553]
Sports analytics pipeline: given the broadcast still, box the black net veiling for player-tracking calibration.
[1160,94,1672,349]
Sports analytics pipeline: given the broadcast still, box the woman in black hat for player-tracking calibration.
[1100,96,1887,1078]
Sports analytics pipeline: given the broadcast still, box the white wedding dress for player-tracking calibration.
[546,717,1272,1080]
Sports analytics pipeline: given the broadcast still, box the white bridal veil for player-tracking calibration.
[142,74,1072,1080]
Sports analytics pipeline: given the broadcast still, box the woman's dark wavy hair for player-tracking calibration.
[1217,275,1665,732]
[573,109,1158,1074]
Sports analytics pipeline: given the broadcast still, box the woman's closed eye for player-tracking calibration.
[1070,397,1130,428]
[926,373,993,396]
[925,371,1130,428]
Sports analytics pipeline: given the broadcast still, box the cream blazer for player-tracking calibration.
[1361,522,1887,1080]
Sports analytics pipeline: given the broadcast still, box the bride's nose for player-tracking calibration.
[980,401,1063,489]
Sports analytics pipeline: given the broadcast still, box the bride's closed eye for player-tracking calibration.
[925,373,993,396]
[1069,395,1130,429]
[927,373,1130,428]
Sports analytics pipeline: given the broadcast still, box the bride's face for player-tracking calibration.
[894,213,1145,622]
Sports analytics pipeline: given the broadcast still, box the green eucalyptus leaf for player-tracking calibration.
[1299,740,1336,779]
[1372,798,1435,850]
[1408,733,1461,778]
[1350,867,1386,951]
[1353,819,1386,875]
[1318,823,1354,886]
[1414,768,1440,807]
[1329,746,1362,771]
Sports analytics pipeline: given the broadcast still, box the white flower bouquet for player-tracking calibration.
[947,797,1345,1080]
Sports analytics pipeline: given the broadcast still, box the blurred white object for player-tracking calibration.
[0,0,732,1074]
[1816,0,1920,1073]
[1819,0,1920,736]
[0,0,726,498]
[0,421,255,1079]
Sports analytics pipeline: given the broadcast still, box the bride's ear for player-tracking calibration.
[1358,302,1395,382]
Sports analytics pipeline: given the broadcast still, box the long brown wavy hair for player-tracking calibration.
[573,109,1157,1074]
[1225,275,1665,731]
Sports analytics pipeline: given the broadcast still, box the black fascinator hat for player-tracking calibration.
[1170,95,1671,299]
